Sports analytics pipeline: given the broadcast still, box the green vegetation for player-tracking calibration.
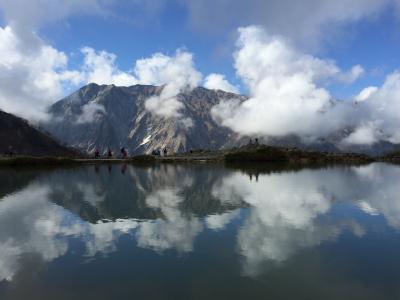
[0,145,382,168]
[224,145,373,164]
[379,150,400,163]
[128,155,156,163]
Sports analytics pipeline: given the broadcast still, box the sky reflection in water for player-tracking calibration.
[1,163,400,299]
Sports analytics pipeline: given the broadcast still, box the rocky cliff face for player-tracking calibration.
[45,83,243,155]
[44,83,399,156]
[0,110,75,157]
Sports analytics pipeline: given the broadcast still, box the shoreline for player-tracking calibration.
[1,145,399,167]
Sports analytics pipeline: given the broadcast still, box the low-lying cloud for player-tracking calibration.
[204,73,239,93]
[344,73,400,145]
[138,51,201,124]
[211,26,400,146]
[76,102,106,124]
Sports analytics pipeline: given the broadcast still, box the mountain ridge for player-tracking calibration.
[45,83,243,155]
[0,110,76,157]
[43,83,400,156]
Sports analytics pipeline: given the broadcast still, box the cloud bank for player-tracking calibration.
[211,26,358,140]
[0,0,111,121]
[344,73,400,145]
[211,26,400,146]
[0,26,82,121]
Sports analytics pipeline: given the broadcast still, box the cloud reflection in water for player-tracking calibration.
[0,163,400,281]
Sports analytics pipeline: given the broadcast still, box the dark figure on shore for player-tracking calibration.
[107,148,113,158]
[94,149,100,159]
[8,146,13,157]
[255,138,259,145]
[163,148,168,156]
[121,147,128,159]
[249,138,253,145]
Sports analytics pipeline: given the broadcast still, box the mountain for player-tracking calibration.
[0,110,76,157]
[44,83,399,156]
[45,83,244,155]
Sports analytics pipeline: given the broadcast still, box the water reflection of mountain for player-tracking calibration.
[47,165,159,222]
[0,168,39,199]
[45,164,245,223]
[2,163,400,284]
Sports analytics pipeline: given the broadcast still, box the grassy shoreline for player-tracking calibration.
[1,145,398,167]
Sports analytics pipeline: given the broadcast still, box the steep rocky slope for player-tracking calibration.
[45,83,243,155]
[0,110,76,157]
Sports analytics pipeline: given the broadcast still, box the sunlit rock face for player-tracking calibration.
[1,163,400,282]
[44,84,240,154]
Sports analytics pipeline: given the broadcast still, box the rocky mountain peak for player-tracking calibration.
[44,84,239,155]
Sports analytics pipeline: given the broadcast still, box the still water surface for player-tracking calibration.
[1,163,400,299]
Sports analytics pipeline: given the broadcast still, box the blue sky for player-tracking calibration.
[37,5,400,99]
[1,0,398,99]
[57,3,399,99]
[39,2,240,88]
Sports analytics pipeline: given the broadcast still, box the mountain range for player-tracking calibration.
[0,83,397,157]
[43,83,399,156]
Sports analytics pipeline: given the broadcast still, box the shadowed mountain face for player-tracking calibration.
[46,164,242,223]
[44,84,399,155]
[45,84,242,155]
[0,110,75,157]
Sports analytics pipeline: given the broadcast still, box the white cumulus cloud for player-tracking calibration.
[349,73,400,145]
[355,86,378,102]
[204,73,239,93]
[137,50,202,123]
[0,26,82,121]
[81,47,138,87]
[211,26,357,140]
